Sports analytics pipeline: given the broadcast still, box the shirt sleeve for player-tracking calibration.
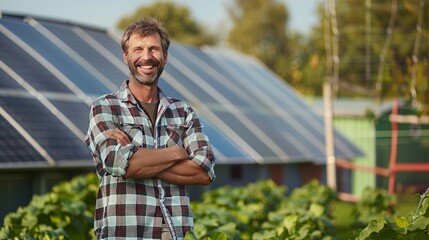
[182,105,216,181]
[85,97,137,177]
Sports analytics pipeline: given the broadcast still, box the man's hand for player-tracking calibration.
[106,128,131,146]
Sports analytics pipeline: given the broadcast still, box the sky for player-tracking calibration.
[0,0,322,34]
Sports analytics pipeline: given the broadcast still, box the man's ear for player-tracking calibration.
[122,51,128,64]
[164,52,168,64]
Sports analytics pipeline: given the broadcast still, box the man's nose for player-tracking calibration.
[140,49,152,61]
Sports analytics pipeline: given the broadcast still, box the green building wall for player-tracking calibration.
[334,117,376,196]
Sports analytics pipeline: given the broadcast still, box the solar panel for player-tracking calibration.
[209,109,278,159]
[169,44,251,108]
[205,48,365,162]
[0,30,72,93]
[0,114,47,165]
[0,67,23,89]
[158,77,187,100]
[204,48,328,156]
[82,28,123,60]
[164,64,219,104]
[182,45,270,108]
[36,19,126,89]
[49,100,90,133]
[1,19,112,97]
[0,95,89,161]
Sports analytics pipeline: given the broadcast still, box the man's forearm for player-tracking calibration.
[124,145,188,179]
[156,160,211,185]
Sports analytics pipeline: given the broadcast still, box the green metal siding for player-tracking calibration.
[334,117,376,195]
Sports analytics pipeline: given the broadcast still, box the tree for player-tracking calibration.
[309,0,429,113]
[116,1,217,46]
[226,0,292,82]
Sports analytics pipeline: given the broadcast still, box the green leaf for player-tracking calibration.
[297,225,310,239]
[309,203,325,218]
[357,218,387,239]
[408,216,429,231]
[21,214,38,229]
[283,215,298,234]
[394,216,410,229]
[205,231,228,240]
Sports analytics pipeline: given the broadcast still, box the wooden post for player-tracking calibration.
[324,81,336,190]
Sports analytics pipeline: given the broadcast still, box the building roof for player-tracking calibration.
[307,97,397,117]
[0,13,363,169]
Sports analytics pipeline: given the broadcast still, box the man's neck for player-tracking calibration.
[128,78,159,103]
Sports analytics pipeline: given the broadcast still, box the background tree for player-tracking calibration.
[308,0,429,113]
[116,1,217,46]
[226,0,292,84]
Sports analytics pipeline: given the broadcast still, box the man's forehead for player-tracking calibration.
[129,32,161,43]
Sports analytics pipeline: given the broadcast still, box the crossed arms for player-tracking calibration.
[107,128,211,186]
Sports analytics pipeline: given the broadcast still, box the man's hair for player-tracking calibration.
[121,16,170,54]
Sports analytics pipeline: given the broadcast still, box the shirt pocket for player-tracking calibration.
[165,124,189,147]
[119,121,145,147]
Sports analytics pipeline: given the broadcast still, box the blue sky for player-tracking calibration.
[0,0,322,34]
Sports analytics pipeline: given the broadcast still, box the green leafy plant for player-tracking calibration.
[352,187,397,227]
[0,173,98,240]
[191,179,287,239]
[190,179,336,240]
[350,188,429,240]
[252,180,336,240]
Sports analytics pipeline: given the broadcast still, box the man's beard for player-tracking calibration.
[130,59,164,86]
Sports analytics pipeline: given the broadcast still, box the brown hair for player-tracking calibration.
[121,16,170,54]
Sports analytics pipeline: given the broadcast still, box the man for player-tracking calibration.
[85,16,216,240]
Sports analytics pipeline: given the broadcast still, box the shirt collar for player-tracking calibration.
[118,80,173,107]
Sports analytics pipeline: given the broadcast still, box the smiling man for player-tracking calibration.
[85,17,216,240]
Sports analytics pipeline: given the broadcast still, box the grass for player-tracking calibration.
[330,193,420,240]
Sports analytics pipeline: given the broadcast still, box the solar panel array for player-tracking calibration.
[0,14,362,168]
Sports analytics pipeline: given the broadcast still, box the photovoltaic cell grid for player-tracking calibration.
[0,13,363,168]
[0,28,72,94]
[0,95,89,161]
[0,114,46,164]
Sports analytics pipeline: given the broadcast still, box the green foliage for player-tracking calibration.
[0,173,98,240]
[2,174,427,240]
[252,180,336,240]
[350,188,429,240]
[353,187,397,227]
[191,179,336,240]
[309,0,429,109]
[116,1,217,46]
[192,179,287,239]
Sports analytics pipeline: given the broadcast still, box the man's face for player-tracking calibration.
[123,33,167,86]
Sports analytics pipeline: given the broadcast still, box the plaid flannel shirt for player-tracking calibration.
[85,80,216,239]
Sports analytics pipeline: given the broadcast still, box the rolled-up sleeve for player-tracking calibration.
[182,106,216,181]
[85,97,136,177]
